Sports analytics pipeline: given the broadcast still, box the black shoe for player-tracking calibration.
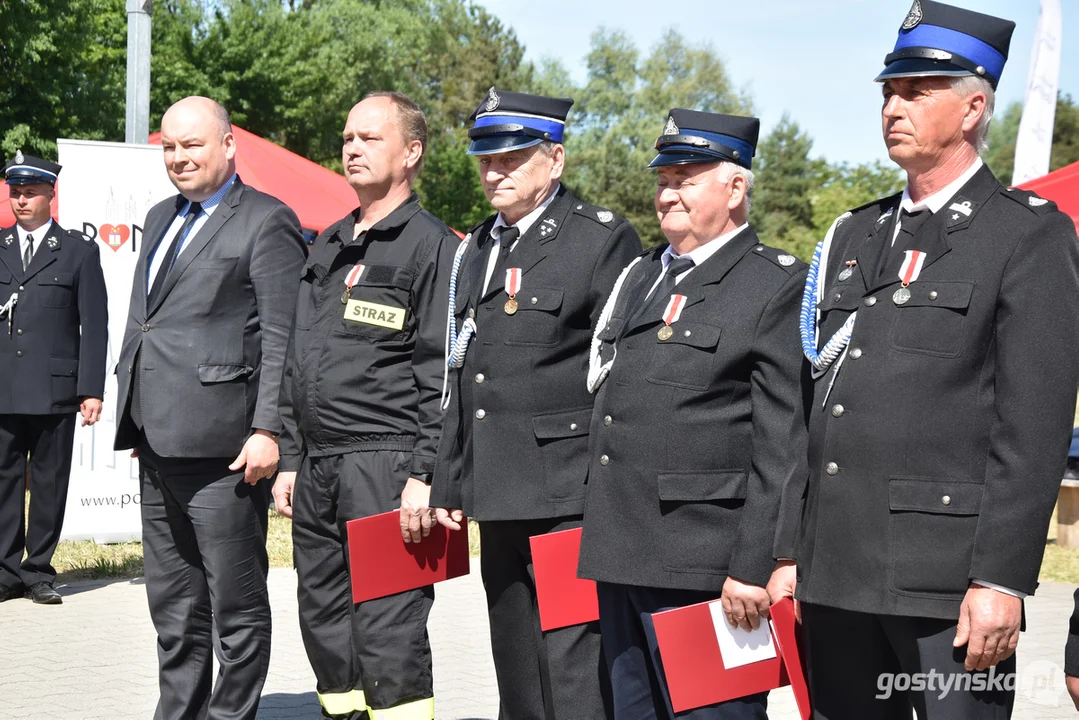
[0,584,24,602]
[25,582,62,605]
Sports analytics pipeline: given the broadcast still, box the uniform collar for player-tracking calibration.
[339,191,423,244]
[492,183,561,239]
[900,157,984,215]
[661,222,749,269]
[16,220,53,246]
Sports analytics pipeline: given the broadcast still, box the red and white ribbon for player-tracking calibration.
[344,263,366,290]
[662,294,688,326]
[898,250,925,286]
[504,267,522,298]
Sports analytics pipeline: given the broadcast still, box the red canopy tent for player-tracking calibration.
[0,126,356,234]
[1018,161,1079,231]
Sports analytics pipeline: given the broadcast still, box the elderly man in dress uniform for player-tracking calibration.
[769,2,1079,718]
[0,153,107,605]
[430,88,642,719]
[577,110,807,719]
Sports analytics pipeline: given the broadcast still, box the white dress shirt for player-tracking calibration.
[644,222,750,298]
[16,220,53,265]
[480,184,561,297]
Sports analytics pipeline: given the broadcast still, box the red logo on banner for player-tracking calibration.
[98,224,132,251]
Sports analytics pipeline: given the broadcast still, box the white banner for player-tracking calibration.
[1012,0,1063,186]
[57,139,175,542]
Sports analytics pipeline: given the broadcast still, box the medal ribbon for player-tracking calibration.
[345,264,366,290]
[504,267,522,298]
[662,294,687,326]
[897,250,925,287]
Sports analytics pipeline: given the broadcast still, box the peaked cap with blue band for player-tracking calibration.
[3,151,61,186]
[876,0,1015,88]
[467,87,575,156]
[649,109,760,170]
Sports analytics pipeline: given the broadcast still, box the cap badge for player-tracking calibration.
[1029,196,1048,207]
[901,0,923,30]
[597,210,614,223]
[484,87,500,113]
[663,116,679,136]
[14,150,24,164]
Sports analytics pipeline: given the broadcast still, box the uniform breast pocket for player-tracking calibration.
[504,288,563,347]
[646,321,721,391]
[889,282,974,358]
[337,266,414,342]
[38,272,75,308]
[816,282,862,329]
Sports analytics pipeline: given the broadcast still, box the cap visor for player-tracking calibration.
[467,136,544,156]
[648,149,727,169]
[3,174,55,186]
[875,58,976,83]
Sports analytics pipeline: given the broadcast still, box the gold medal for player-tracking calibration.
[657,325,673,341]
[505,298,518,315]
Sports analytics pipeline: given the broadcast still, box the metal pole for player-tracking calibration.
[125,0,153,144]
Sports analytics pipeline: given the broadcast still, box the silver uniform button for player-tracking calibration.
[468,308,475,319]
[831,404,845,418]
[849,348,862,359]
[599,455,610,466]
[475,373,485,383]
[864,296,877,307]
[929,291,938,301]
[570,423,578,431]
[531,297,538,305]
[942,495,952,506]
[603,415,612,426]
[475,409,486,420]
[833,293,842,302]
[825,462,839,476]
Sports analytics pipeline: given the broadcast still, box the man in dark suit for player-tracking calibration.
[430,88,642,719]
[578,110,806,719]
[0,153,107,605]
[114,96,306,720]
[770,3,1079,718]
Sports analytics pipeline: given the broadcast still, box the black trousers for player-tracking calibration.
[292,450,434,720]
[138,440,271,720]
[801,603,1016,720]
[479,517,610,720]
[596,582,769,720]
[0,413,76,589]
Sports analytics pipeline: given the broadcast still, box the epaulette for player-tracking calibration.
[1002,186,1059,215]
[848,191,903,220]
[572,200,623,228]
[750,243,807,274]
[65,228,92,243]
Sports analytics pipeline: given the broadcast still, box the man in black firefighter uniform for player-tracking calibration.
[273,92,459,720]
[430,88,642,719]
[769,2,1079,718]
[0,153,107,605]
[578,110,806,719]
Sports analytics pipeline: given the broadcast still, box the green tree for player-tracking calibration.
[750,115,824,256]
[0,0,127,159]
[984,94,1079,183]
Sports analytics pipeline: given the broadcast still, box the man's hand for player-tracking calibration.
[1066,675,1079,710]
[953,584,1023,671]
[80,397,103,427]
[273,471,296,518]
[435,507,465,531]
[721,576,772,631]
[229,429,279,486]
[400,478,436,544]
[766,560,801,624]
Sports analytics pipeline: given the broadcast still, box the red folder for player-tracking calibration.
[652,598,789,713]
[529,527,599,631]
[346,510,470,604]
[770,598,811,720]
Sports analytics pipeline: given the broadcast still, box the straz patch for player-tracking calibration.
[344,299,407,330]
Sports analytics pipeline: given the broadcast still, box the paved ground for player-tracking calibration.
[0,562,1076,719]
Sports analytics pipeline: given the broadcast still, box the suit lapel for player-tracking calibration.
[148,180,243,316]
[21,222,63,282]
[856,203,899,294]
[0,227,21,279]
[463,218,497,309]
[138,196,185,316]
[481,191,574,303]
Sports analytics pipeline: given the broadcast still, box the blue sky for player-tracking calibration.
[474,0,1078,167]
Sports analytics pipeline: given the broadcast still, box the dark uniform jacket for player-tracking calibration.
[430,187,642,521]
[278,193,459,476]
[777,165,1079,620]
[0,222,107,414]
[114,179,307,457]
[577,228,808,592]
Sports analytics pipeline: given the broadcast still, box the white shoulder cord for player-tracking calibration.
[441,233,474,411]
[586,256,642,394]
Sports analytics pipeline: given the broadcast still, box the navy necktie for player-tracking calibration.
[149,202,201,306]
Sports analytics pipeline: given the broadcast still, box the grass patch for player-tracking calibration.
[50,508,481,584]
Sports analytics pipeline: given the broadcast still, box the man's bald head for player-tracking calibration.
[159,96,237,201]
